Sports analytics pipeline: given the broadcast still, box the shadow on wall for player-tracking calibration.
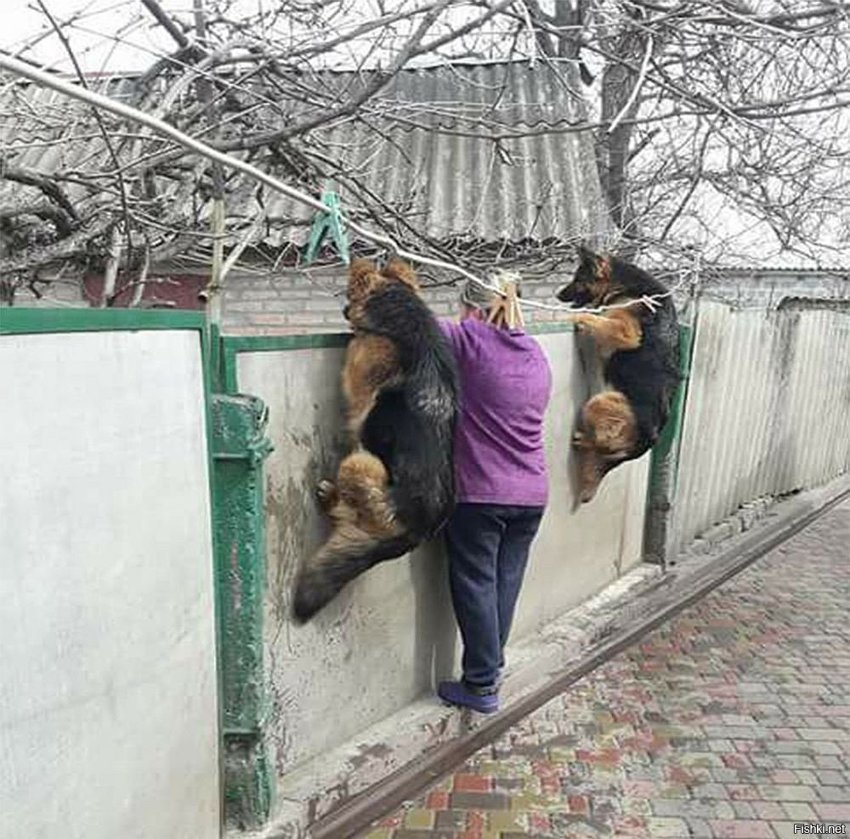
[410,540,458,692]
[264,419,348,630]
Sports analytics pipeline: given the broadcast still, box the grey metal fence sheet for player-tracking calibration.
[670,300,850,555]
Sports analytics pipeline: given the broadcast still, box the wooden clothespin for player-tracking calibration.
[305,190,350,266]
[486,275,524,330]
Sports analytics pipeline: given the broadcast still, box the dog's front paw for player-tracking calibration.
[570,313,591,333]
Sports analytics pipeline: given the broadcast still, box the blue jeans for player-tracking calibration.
[444,503,545,692]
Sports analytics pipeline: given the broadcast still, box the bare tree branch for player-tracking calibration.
[1,0,847,297]
[1,165,79,224]
[35,0,135,273]
[139,0,191,50]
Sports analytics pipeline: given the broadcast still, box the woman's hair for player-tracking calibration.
[460,270,524,329]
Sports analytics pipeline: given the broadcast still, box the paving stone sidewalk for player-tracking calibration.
[360,498,850,839]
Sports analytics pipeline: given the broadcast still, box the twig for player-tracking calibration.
[128,238,151,307]
[219,209,267,283]
[139,0,191,50]
[35,0,135,273]
[607,33,653,136]
[1,164,78,224]
[213,0,517,152]
[515,0,540,68]
[100,225,121,307]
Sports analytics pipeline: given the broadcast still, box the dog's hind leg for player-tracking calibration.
[294,450,412,622]
[573,391,637,503]
[579,391,638,457]
[334,449,402,531]
[574,446,606,506]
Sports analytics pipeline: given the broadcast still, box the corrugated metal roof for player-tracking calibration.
[275,60,590,130]
[0,61,611,251]
[707,265,850,274]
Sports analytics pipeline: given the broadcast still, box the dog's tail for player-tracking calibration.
[292,529,418,623]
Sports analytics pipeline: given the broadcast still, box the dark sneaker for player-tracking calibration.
[437,680,499,714]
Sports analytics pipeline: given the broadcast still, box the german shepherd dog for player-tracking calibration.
[292,258,459,622]
[557,246,680,503]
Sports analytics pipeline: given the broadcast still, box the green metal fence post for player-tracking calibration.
[211,392,274,830]
[644,322,696,566]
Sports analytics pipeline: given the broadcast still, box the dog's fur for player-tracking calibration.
[557,246,680,503]
[292,258,459,622]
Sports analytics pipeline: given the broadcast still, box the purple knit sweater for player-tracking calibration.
[439,318,552,506]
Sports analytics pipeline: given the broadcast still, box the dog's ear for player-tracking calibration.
[349,258,377,283]
[577,244,611,284]
[381,257,419,291]
[349,258,380,297]
[577,243,597,266]
[595,255,612,283]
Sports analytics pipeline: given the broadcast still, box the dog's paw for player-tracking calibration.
[316,480,337,508]
[571,314,590,333]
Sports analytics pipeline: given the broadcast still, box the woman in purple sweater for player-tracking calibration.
[437,276,553,713]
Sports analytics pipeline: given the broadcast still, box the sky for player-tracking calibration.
[5,0,495,74]
[7,0,183,73]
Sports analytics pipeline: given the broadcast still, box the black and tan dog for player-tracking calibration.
[292,258,459,622]
[557,246,680,503]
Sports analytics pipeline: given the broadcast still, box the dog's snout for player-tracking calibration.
[556,283,576,303]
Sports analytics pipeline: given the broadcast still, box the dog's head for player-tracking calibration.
[344,258,419,324]
[556,245,614,308]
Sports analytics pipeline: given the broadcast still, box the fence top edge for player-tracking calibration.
[0,307,207,336]
[221,322,579,355]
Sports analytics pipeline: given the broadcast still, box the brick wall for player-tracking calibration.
[5,264,846,330]
[221,265,850,335]
[7,279,86,308]
[220,266,577,334]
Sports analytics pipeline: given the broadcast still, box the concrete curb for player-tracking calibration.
[238,472,850,839]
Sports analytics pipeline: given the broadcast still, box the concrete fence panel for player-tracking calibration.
[232,327,650,788]
[0,315,220,839]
